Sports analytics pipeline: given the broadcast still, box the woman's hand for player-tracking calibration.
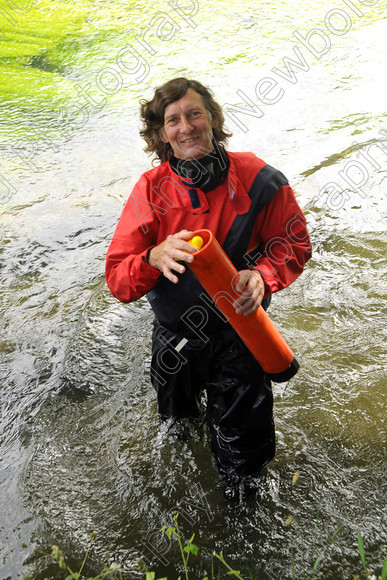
[147,230,198,284]
[233,269,265,316]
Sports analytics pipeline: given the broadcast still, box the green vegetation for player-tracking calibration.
[353,528,387,580]
[22,472,387,578]
[23,515,248,580]
[24,502,387,579]
[285,471,386,580]
[159,513,248,580]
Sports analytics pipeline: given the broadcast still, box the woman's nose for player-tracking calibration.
[179,115,193,131]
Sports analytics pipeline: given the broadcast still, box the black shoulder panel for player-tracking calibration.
[223,164,288,269]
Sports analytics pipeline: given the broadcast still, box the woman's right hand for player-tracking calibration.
[147,229,198,284]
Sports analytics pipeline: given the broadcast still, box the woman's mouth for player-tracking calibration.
[180,136,198,145]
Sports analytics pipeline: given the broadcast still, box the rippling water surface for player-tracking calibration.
[1,1,386,578]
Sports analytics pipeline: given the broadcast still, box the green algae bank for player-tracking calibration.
[1,0,386,578]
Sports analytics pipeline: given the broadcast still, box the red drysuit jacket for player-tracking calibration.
[106,151,312,330]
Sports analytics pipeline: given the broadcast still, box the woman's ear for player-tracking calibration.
[207,110,217,129]
[159,127,169,143]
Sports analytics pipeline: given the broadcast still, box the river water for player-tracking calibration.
[0,1,386,578]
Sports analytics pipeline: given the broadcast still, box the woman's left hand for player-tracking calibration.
[233,269,265,316]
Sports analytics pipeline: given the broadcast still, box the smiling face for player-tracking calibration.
[160,88,217,160]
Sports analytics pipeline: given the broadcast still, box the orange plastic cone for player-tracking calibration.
[187,229,299,382]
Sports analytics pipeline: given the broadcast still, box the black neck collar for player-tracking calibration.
[169,141,229,193]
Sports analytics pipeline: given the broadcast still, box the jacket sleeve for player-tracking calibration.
[105,174,162,303]
[252,184,312,297]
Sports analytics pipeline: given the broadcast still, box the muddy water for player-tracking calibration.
[0,1,386,578]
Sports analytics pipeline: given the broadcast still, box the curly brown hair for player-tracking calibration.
[139,77,232,164]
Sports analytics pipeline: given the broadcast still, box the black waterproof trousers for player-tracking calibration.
[150,320,275,479]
